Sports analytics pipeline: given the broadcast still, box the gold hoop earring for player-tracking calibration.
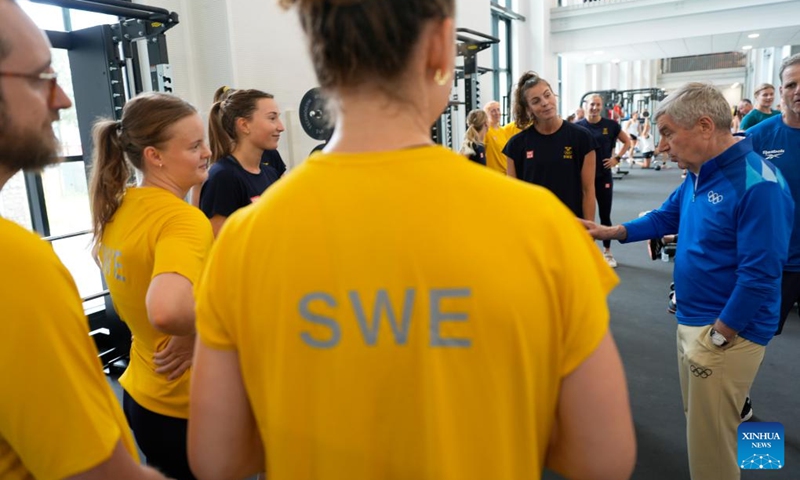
[434,69,451,87]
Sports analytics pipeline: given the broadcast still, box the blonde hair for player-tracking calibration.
[753,83,774,97]
[459,109,487,156]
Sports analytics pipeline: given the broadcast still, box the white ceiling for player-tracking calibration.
[563,26,800,65]
[551,0,800,65]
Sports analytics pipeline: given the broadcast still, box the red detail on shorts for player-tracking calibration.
[605,183,611,188]
[250,195,261,203]
[526,151,534,159]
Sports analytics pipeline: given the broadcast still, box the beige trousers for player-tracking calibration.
[676,324,765,480]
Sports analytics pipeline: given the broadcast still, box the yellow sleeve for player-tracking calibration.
[0,239,132,479]
[152,207,214,285]
[548,201,619,377]
[501,122,522,141]
[195,212,241,351]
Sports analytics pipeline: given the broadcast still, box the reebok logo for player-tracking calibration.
[762,149,785,161]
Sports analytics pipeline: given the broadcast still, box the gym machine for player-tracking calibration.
[298,87,334,155]
[33,0,180,372]
[580,88,668,176]
[579,88,667,120]
[432,28,499,148]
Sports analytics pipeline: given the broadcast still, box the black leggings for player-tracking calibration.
[595,176,614,248]
[123,391,196,480]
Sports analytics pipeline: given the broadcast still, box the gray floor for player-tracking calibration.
[546,163,800,479]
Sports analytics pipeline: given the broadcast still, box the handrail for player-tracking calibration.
[29,0,176,23]
[456,28,501,46]
[82,289,110,303]
[42,229,92,243]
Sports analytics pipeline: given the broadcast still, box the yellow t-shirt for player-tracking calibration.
[100,187,213,419]
[196,146,617,480]
[0,218,138,479]
[484,125,509,174]
[485,123,525,174]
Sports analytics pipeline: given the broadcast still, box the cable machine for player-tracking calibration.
[432,28,499,148]
[33,0,180,372]
[580,88,667,120]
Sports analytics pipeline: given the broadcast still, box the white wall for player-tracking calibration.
[560,57,662,118]
[452,0,495,151]
[140,0,499,167]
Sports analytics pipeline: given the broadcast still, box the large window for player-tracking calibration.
[491,1,523,125]
[492,13,512,123]
[1,2,119,313]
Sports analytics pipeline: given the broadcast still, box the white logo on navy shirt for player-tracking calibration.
[708,191,723,205]
[762,149,785,161]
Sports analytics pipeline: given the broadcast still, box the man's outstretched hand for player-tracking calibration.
[579,219,627,242]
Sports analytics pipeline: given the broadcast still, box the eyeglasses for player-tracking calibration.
[0,70,59,107]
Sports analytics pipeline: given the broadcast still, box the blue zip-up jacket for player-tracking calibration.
[621,137,794,345]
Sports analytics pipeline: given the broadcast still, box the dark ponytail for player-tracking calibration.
[207,89,273,161]
[512,71,554,130]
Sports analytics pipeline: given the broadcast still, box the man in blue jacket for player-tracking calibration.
[582,82,794,480]
[748,53,800,336]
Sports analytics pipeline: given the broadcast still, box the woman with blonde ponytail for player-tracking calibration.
[459,109,488,165]
[89,92,214,480]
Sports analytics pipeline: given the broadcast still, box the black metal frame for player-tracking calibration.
[579,88,668,118]
[491,13,514,123]
[30,0,177,24]
[456,28,499,114]
[29,0,179,368]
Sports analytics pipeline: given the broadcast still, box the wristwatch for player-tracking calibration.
[613,155,621,161]
[710,328,729,347]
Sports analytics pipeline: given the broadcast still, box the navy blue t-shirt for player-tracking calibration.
[261,149,287,178]
[503,122,596,217]
[467,143,487,166]
[576,117,621,179]
[200,155,279,218]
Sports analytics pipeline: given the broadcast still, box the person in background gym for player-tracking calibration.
[201,89,284,236]
[187,0,635,478]
[574,106,586,122]
[638,111,656,168]
[89,92,215,480]
[504,72,597,222]
[748,53,800,337]
[482,100,509,173]
[459,109,488,165]
[622,111,640,160]
[740,83,781,130]
[576,94,633,268]
[0,2,169,478]
[191,86,288,208]
[213,85,287,178]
